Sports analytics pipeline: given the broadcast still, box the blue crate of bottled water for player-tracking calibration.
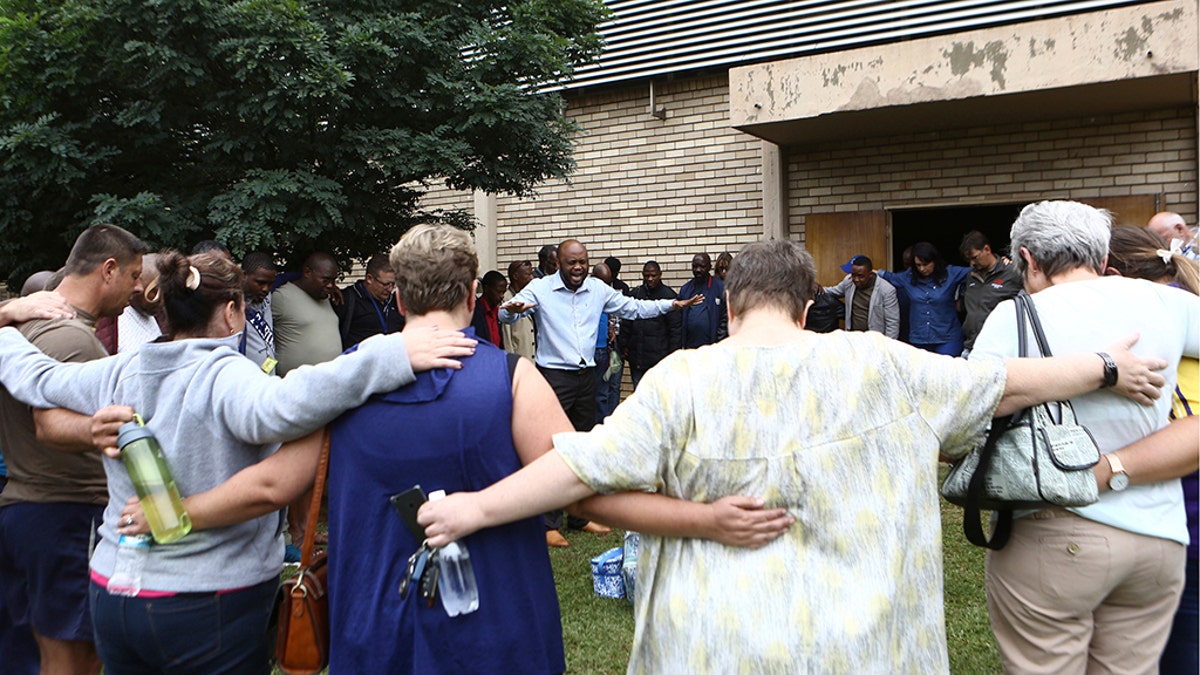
[589,547,625,599]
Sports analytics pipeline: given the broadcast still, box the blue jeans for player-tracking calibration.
[594,347,611,425]
[913,341,963,357]
[89,578,277,675]
[600,356,623,420]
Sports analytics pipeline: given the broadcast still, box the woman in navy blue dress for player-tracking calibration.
[879,242,970,356]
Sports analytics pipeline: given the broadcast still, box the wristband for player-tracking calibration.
[1096,352,1118,388]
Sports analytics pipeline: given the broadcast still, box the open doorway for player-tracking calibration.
[889,203,1023,272]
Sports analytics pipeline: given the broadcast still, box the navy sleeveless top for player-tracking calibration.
[327,332,565,674]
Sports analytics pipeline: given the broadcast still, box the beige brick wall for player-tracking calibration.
[787,108,1198,242]
[421,74,765,290]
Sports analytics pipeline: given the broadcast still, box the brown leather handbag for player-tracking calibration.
[273,427,331,675]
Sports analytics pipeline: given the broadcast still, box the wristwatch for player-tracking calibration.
[1105,454,1129,492]
[1096,352,1118,388]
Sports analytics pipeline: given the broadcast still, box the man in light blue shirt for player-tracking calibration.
[501,239,699,425]
[501,239,701,545]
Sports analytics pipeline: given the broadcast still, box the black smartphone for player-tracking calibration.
[389,485,428,540]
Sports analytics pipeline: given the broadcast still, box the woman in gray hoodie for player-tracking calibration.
[0,250,475,674]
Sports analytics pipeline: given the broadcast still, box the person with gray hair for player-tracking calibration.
[420,237,1167,673]
[971,200,1199,674]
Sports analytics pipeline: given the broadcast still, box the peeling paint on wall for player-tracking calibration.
[729,0,1197,127]
[822,61,867,87]
[1029,37,1057,57]
[943,40,1010,89]
[838,76,985,111]
[1115,26,1149,60]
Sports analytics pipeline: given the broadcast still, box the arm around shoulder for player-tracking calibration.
[1094,415,1199,492]
[510,357,573,466]
[123,428,325,533]
[824,276,850,299]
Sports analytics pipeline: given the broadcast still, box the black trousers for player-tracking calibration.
[537,365,595,530]
[538,365,598,433]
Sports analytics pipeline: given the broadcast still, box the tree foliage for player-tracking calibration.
[0,0,607,282]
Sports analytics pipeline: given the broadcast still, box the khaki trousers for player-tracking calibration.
[985,509,1185,675]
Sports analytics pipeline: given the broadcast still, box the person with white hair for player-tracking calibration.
[1148,210,1198,261]
[972,200,1199,674]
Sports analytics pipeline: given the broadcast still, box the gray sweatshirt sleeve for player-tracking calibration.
[210,331,417,444]
[0,326,119,413]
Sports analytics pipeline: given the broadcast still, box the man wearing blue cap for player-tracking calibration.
[822,255,900,338]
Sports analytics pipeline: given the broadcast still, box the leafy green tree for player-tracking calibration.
[0,0,606,282]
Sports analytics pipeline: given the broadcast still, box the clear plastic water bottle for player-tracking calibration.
[117,415,191,544]
[429,490,479,616]
[107,534,151,597]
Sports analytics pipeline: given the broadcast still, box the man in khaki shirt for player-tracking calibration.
[0,224,147,675]
[502,260,536,360]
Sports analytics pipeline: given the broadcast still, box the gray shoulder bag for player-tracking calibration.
[941,290,1101,549]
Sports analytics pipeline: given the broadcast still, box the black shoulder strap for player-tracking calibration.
[1019,290,1053,358]
[961,416,1015,549]
[960,294,1029,550]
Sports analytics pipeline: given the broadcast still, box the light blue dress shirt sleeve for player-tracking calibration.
[499,276,672,369]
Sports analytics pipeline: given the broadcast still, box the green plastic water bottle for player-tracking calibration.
[116,415,191,544]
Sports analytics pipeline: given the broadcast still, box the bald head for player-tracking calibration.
[592,263,612,286]
[297,252,338,300]
[1148,212,1192,246]
[557,239,589,290]
[20,270,55,297]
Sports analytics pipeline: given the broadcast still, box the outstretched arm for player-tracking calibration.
[419,449,590,548]
[33,408,95,452]
[428,359,793,549]
[0,292,74,326]
[573,493,792,549]
[998,333,1166,416]
[214,326,475,445]
[118,428,323,535]
[1092,415,1199,492]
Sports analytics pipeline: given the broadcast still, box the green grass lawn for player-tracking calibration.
[550,482,1001,673]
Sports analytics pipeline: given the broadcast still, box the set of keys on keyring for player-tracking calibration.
[389,485,440,605]
[399,542,440,605]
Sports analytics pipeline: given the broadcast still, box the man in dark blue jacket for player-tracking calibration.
[678,253,727,349]
[334,253,405,350]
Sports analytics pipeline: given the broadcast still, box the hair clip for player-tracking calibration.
[143,278,161,304]
[186,265,202,290]
[1157,239,1183,264]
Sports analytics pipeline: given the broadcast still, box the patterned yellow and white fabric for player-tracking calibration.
[555,331,1005,674]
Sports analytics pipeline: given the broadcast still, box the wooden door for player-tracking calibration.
[1078,194,1163,227]
[804,211,888,286]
